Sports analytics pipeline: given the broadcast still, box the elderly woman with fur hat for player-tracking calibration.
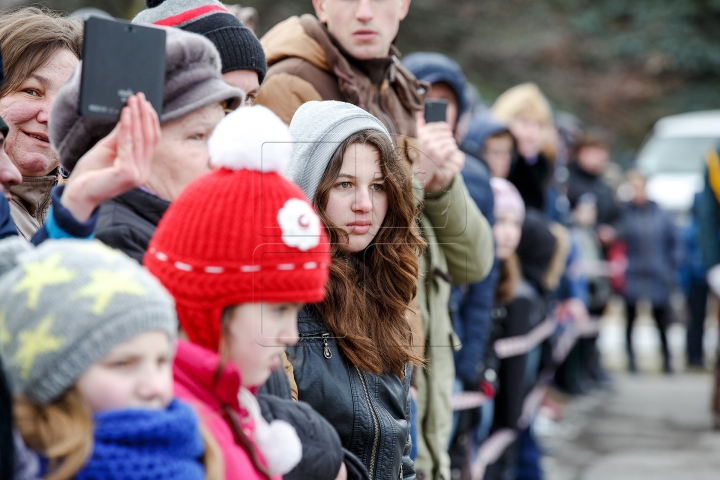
[49,27,244,262]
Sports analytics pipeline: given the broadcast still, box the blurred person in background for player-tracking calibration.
[564,130,619,387]
[224,3,259,34]
[567,130,620,249]
[698,146,720,427]
[681,193,708,370]
[0,7,82,239]
[483,178,534,480]
[461,112,515,180]
[491,83,555,212]
[620,170,678,374]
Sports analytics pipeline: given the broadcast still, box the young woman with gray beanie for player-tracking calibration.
[48,27,244,263]
[283,100,425,480]
[0,238,222,480]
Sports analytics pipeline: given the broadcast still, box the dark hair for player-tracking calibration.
[0,7,83,99]
[311,129,426,378]
[577,128,611,151]
[495,255,520,304]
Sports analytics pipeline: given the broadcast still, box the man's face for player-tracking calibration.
[222,69,259,106]
[313,0,411,60]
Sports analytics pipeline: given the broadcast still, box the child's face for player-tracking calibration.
[493,210,523,260]
[483,134,514,178]
[324,142,388,253]
[508,113,544,159]
[572,202,598,227]
[76,330,173,412]
[221,302,303,387]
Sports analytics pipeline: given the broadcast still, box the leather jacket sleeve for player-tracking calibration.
[402,364,416,480]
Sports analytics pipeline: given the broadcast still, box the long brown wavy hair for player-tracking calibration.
[14,387,223,480]
[310,130,426,378]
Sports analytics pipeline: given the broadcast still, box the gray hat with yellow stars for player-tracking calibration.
[0,238,177,404]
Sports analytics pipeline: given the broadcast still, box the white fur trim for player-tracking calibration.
[277,198,321,251]
[239,387,302,477]
[209,105,292,173]
[255,420,303,476]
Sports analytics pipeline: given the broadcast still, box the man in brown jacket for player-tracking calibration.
[256,2,495,479]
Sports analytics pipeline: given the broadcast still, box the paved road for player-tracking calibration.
[539,302,720,479]
[541,373,720,480]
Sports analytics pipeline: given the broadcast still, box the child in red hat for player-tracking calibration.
[144,106,331,480]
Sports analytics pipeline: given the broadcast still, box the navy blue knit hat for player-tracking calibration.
[133,0,267,82]
[402,52,470,117]
[461,111,511,160]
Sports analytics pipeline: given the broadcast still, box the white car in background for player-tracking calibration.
[636,110,720,216]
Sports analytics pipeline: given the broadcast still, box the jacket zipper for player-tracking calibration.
[355,365,380,479]
[322,332,333,359]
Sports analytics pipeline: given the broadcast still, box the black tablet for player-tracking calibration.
[79,17,166,120]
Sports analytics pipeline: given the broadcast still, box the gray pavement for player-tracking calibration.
[540,373,720,480]
[539,301,720,479]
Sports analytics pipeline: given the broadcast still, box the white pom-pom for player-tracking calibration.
[254,419,303,476]
[208,105,292,174]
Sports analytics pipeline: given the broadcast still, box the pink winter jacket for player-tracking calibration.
[173,340,280,480]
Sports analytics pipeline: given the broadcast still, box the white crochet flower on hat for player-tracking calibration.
[277,199,321,251]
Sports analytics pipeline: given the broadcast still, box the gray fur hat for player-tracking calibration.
[287,101,391,203]
[49,27,244,172]
[0,237,177,404]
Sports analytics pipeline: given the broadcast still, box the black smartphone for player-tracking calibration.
[80,17,166,120]
[424,99,448,124]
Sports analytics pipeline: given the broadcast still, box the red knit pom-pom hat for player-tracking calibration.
[144,106,330,351]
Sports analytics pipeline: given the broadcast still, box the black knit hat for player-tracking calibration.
[133,0,267,82]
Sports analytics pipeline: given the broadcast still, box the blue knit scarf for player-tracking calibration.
[75,399,206,480]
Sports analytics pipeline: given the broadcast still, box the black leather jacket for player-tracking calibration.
[286,307,415,480]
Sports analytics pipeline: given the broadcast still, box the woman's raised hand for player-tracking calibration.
[60,93,161,222]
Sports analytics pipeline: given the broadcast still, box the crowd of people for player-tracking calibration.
[0,1,713,480]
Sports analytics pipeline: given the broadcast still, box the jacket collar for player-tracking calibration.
[113,188,170,227]
[8,169,58,220]
[299,15,426,111]
[331,35,395,86]
[569,162,600,180]
[173,340,242,412]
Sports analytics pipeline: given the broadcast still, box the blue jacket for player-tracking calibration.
[449,154,498,387]
[0,186,97,245]
[620,201,679,305]
[679,193,707,292]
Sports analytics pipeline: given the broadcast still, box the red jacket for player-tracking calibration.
[173,340,279,480]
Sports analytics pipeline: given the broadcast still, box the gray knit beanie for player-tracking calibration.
[287,101,392,203]
[49,27,245,172]
[0,237,177,404]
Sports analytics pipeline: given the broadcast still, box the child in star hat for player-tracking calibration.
[144,105,333,480]
[0,238,222,480]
